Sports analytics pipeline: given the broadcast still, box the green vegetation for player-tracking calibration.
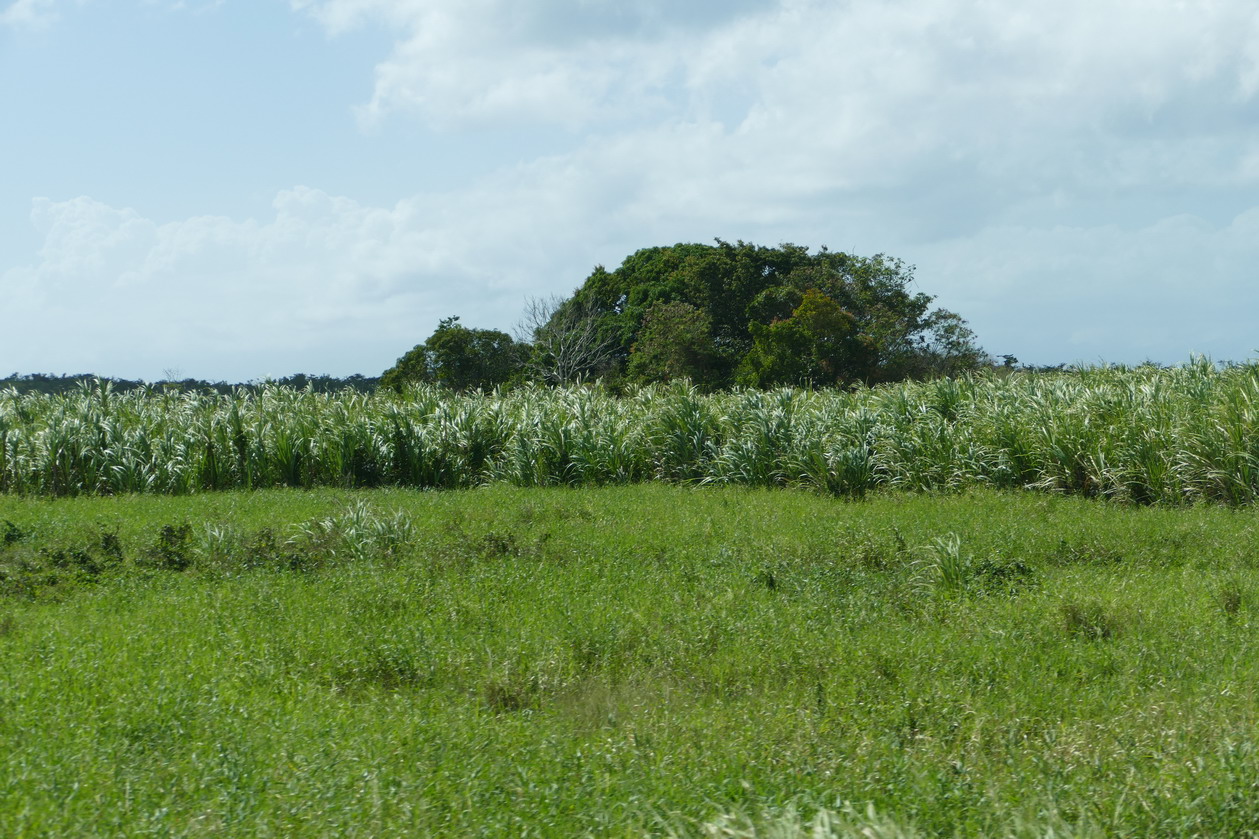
[4,360,1259,505]
[380,317,528,392]
[2,485,1259,836]
[384,241,986,390]
[568,241,984,388]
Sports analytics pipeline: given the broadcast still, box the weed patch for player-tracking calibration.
[483,669,544,713]
[1061,598,1120,640]
[331,642,430,693]
[288,500,416,566]
[1,520,24,546]
[145,523,193,571]
[1217,577,1245,617]
[1051,539,1125,566]
[0,526,124,598]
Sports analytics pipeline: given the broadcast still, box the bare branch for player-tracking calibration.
[517,295,619,385]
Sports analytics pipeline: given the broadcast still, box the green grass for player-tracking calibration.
[3,484,1259,836]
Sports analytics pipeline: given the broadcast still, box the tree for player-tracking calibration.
[381,317,527,392]
[555,241,985,388]
[737,289,874,387]
[563,241,814,386]
[627,301,716,384]
[905,310,988,379]
[517,295,620,385]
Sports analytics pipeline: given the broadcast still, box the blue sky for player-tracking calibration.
[3,0,1258,381]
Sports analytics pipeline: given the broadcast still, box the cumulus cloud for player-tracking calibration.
[291,0,1259,135]
[289,0,779,129]
[1,190,533,380]
[285,0,1259,239]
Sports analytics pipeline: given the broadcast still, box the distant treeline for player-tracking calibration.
[3,363,1081,399]
[1,372,380,396]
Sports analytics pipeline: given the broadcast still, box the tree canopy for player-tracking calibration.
[381,317,528,392]
[554,240,984,389]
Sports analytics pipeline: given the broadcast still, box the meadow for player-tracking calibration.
[3,365,1259,836]
[3,486,1259,836]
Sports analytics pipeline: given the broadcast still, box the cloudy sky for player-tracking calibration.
[3,0,1258,381]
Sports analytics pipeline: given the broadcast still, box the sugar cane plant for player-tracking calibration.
[3,359,1259,505]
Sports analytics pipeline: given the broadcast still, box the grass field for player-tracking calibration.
[3,484,1259,836]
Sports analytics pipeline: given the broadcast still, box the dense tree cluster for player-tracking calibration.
[383,240,987,391]
[378,317,528,392]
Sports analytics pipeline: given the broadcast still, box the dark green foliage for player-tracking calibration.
[243,527,294,570]
[561,240,985,387]
[1218,578,1245,616]
[381,316,528,392]
[482,668,545,713]
[969,555,1036,593]
[737,288,875,387]
[331,640,429,693]
[146,524,193,571]
[911,310,988,379]
[268,373,378,394]
[1,520,23,546]
[99,526,123,562]
[0,526,123,599]
[626,301,716,384]
[473,530,520,559]
[1051,540,1125,566]
[0,372,150,395]
[44,546,108,578]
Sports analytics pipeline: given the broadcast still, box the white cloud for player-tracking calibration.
[0,0,58,28]
[1,191,513,380]
[287,0,1259,236]
[290,0,771,129]
[292,0,1259,132]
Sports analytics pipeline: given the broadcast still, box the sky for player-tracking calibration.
[2,0,1258,382]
